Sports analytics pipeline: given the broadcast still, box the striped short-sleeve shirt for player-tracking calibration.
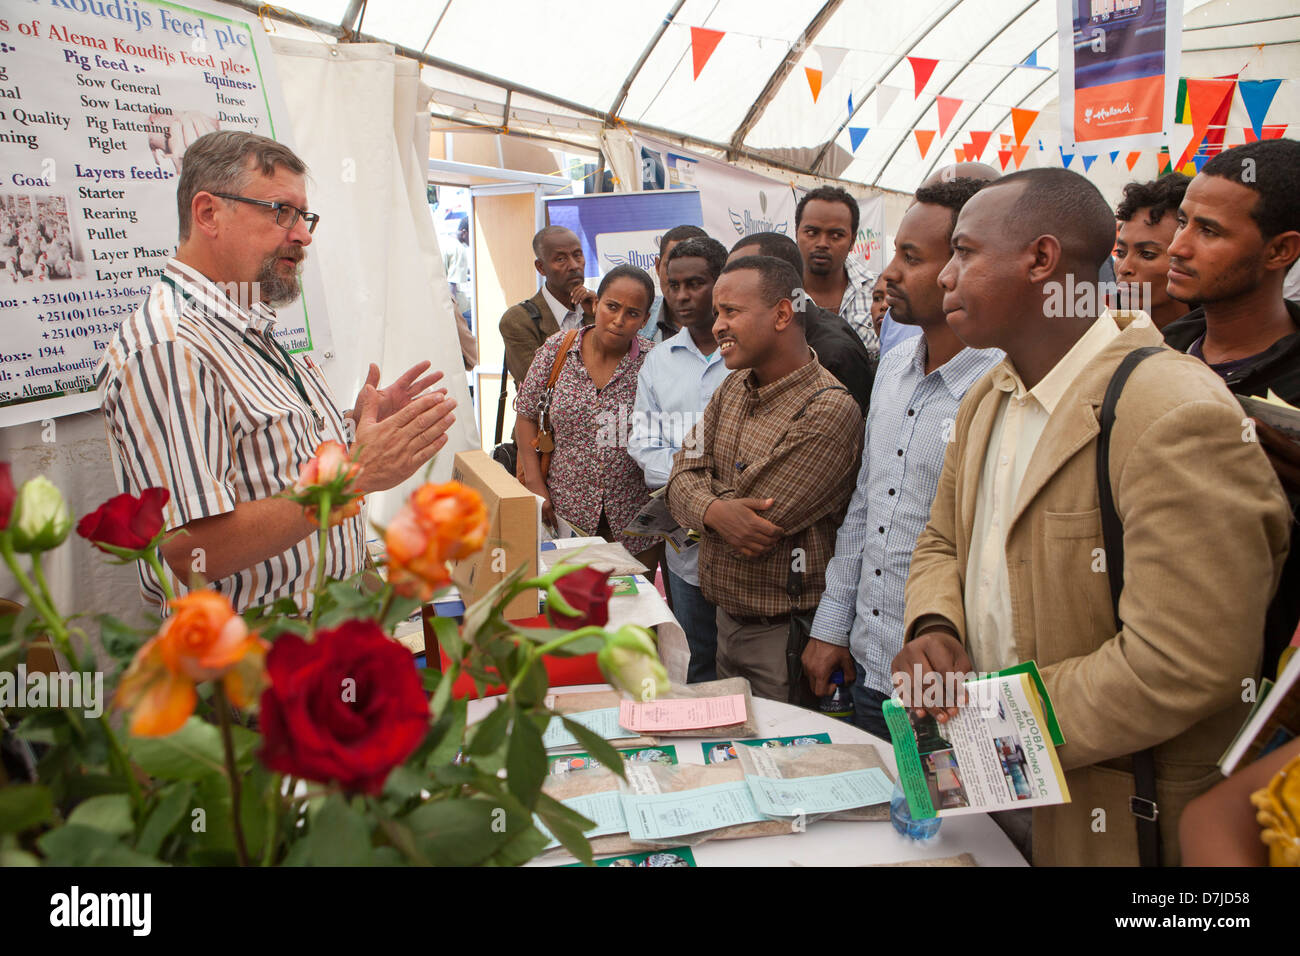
[96,258,365,613]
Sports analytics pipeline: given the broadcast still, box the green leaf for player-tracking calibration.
[465,700,510,756]
[427,667,456,720]
[135,782,193,856]
[0,784,54,834]
[533,793,594,866]
[287,794,373,866]
[382,765,429,802]
[513,655,550,709]
[486,820,550,867]
[423,697,467,769]
[406,798,507,866]
[37,824,122,865]
[96,613,146,663]
[67,793,134,836]
[505,708,546,809]
[431,614,466,663]
[11,603,39,643]
[558,714,628,780]
[126,717,227,781]
[461,562,529,640]
[0,835,39,867]
[371,846,407,866]
[382,595,422,632]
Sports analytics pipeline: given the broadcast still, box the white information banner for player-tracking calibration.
[635,134,797,247]
[0,0,331,426]
[854,194,887,279]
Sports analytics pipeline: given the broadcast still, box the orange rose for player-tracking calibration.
[114,590,269,737]
[292,440,364,528]
[384,481,488,602]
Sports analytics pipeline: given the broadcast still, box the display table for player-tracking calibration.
[467,684,1029,867]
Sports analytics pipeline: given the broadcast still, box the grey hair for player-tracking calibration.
[176,131,308,241]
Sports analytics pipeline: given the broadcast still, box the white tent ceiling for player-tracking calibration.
[233,0,1299,196]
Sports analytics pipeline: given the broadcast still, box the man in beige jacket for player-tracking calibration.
[894,168,1291,866]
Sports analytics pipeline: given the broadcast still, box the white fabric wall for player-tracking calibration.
[0,40,475,629]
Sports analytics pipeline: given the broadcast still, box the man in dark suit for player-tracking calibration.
[499,225,593,385]
[729,232,875,416]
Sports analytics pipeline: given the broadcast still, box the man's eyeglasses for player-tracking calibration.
[212,192,320,234]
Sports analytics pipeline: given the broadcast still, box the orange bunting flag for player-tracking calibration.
[997,149,1012,170]
[1011,107,1038,146]
[690,27,725,80]
[1011,144,1029,169]
[1178,78,1236,168]
[968,131,992,159]
[805,67,823,102]
[914,129,937,158]
[955,148,965,164]
[1126,151,1142,171]
[936,96,962,136]
[1000,133,1012,147]
[908,57,939,98]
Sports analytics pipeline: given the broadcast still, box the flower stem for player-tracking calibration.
[144,549,175,605]
[0,540,73,663]
[213,684,251,867]
[506,627,607,696]
[309,492,332,634]
[261,774,281,866]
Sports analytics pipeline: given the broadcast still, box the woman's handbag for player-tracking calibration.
[523,328,579,485]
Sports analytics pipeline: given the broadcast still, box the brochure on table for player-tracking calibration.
[885,663,1070,820]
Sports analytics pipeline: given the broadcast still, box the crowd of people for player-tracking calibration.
[91,129,1299,867]
[500,138,1300,867]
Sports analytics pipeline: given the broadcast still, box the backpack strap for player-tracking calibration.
[1096,344,1164,867]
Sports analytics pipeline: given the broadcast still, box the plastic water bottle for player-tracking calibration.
[890,780,942,840]
[819,668,854,722]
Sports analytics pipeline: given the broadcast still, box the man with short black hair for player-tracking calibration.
[1162,138,1300,676]
[667,256,863,701]
[646,224,710,344]
[1113,173,1192,331]
[729,231,873,415]
[795,186,879,356]
[499,225,592,385]
[630,236,730,681]
[895,166,1290,866]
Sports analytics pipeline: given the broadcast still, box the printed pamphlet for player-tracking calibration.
[547,746,678,775]
[702,733,832,764]
[1220,650,1300,775]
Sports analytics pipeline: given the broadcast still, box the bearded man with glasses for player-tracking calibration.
[96,131,457,614]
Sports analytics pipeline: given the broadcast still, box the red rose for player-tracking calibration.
[547,567,613,630]
[0,463,14,530]
[259,620,429,795]
[76,487,170,554]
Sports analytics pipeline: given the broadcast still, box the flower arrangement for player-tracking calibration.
[0,447,668,867]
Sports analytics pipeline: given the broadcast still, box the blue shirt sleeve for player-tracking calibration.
[810,415,873,646]
[628,355,676,488]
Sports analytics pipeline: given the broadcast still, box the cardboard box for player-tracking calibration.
[449,449,539,620]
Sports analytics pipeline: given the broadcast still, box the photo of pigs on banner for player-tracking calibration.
[1,0,1299,874]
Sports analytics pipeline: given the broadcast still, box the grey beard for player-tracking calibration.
[256,255,303,306]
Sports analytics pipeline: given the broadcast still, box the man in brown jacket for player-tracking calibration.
[894,168,1291,866]
[499,226,593,386]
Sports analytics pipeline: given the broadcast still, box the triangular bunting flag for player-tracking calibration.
[1178,78,1237,167]
[848,127,869,152]
[805,67,823,103]
[1109,151,1119,164]
[1082,154,1097,172]
[908,56,939,98]
[1193,153,1210,172]
[964,143,979,162]
[875,84,901,122]
[968,131,992,159]
[936,96,962,136]
[690,27,725,80]
[997,149,1012,170]
[1126,151,1141,171]
[1011,108,1038,146]
[914,129,936,158]
[1157,148,1172,174]
[816,46,848,87]
[1011,144,1029,168]
[847,92,854,117]
[1000,133,1012,147]
[1245,124,1288,142]
[1021,50,1038,68]
[1238,79,1282,140]
[1059,146,1074,169]
[955,148,966,164]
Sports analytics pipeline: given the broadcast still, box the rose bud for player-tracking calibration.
[547,566,613,630]
[10,477,73,554]
[0,463,15,531]
[76,487,170,557]
[598,625,669,700]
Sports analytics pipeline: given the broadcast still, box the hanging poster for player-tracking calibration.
[0,0,332,426]
[854,194,887,278]
[1057,0,1183,154]
[635,134,796,246]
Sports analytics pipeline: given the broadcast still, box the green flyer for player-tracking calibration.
[701,733,831,764]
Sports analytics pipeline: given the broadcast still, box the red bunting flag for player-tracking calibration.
[962,142,977,162]
[690,27,725,80]
[936,96,962,136]
[1126,151,1142,170]
[1011,108,1038,146]
[908,57,939,98]
[968,130,992,159]
[1244,124,1289,142]
[805,67,823,102]
[997,149,1012,170]
[1178,78,1236,168]
[914,129,937,158]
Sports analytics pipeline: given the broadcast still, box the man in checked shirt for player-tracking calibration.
[667,256,863,702]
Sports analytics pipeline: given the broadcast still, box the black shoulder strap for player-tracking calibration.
[1096,344,1163,867]
[495,298,548,445]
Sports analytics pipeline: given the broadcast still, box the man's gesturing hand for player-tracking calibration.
[703,497,784,557]
[802,638,856,698]
[350,383,456,494]
[889,628,972,723]
[360,361,444,423]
